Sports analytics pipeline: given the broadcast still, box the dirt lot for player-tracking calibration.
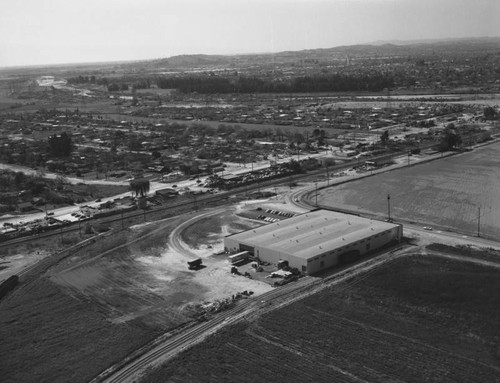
[46,208,274,328]
[317,141,500,239]
[142,252,500,383]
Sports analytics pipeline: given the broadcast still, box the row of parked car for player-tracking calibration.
[257,215,281,223]
[265,209,295,218]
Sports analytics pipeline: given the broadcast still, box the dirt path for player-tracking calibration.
[425,249,500,270]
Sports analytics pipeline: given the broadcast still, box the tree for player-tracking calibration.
[380,130,389,146]
[129,178,150,197]
[287,160,302,174]
[439,129,462,151]
[48,132,72,157]
[317,129,326,146]
[55,175,67,191]
[14,171,25,186]
[484,106,496,120]
[107,83,120,92]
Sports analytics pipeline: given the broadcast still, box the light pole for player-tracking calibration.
[315,182,318,207]
[387,194,391,221]
[477,206,481,237]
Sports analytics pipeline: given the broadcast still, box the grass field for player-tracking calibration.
[142,253,500,383]
[0,278,161,383]
[317,141,500,239]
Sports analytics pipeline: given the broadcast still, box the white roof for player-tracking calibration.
[227,210,399,260]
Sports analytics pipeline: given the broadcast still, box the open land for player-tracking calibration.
[317,140,500,239]
[142,253,500,383]
[0,195,308,382]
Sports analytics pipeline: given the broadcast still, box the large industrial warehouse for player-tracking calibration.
[224,210,402,274]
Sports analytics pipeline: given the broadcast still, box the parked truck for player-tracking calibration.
[187,258,203,270]
[228,251,249,265]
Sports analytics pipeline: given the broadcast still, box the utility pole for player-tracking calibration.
[477,206,481,237]
[326,164,330,186]
[387,194,391,221]
[315,182,318,207]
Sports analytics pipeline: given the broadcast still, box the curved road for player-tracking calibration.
[168,207,227,260]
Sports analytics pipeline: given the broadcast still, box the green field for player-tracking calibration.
[143,254,500,382]
[318,142,500,238]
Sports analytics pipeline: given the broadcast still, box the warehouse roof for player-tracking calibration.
[227,209,400,260]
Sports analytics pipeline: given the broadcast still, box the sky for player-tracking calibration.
[1,0,499,67]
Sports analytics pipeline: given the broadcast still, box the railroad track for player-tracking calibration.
[1,144,440,249]
[96,246,407,383]
[14,231,114,282]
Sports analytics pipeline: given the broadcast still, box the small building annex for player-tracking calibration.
[224,209,402,275]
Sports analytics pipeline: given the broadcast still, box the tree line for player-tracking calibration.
[157,73,394,94]
[68,72,394,94]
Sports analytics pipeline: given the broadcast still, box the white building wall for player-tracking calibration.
[225,224,402,275]
[305,251,340,274]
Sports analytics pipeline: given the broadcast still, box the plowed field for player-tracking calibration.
[143,253,500,383]
[317,142,500,238]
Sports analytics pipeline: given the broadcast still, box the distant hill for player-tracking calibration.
[368,36,500,46]
[7,36,498,72]
[141,36,500,70]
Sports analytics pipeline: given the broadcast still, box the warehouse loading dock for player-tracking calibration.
[224,210,402,275]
